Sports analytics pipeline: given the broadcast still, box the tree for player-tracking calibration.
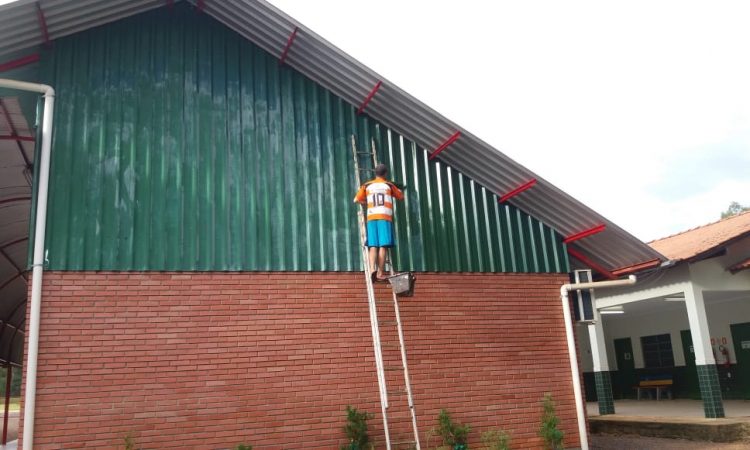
[721,202,750,219]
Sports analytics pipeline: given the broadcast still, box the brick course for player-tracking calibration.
[21,272,580,449]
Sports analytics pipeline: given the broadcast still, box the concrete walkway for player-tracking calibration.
[588,400,750,444]
[0,441,16,450]
[587,399,750,418]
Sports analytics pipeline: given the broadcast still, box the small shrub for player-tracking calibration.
[123,433,136,450]
[433,409,471,450]
[539,394,564,450]
[234,445,253,450]
[481,429,510,450]
[341,405,373,450]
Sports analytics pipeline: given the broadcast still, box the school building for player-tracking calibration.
[580,211,750,417]
[0,1,664,449]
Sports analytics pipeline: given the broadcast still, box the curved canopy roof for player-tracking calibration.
[0,96,33,365]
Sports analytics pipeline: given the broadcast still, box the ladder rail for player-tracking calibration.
[353,135,422,450]
[371,137,420,448]
[391,289,420,450]
[352,136,392,450]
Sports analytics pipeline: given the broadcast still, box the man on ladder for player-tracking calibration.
[353,164,404,283]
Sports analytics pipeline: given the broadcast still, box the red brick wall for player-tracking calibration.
[21,272,580,449]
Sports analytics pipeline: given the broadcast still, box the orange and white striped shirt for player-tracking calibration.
[354,177,404,221]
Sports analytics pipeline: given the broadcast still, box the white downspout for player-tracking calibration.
[0,78,55,450]
[560,274,636,450]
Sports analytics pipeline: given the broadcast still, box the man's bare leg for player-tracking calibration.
[368,247,378,276]
[377,247,387,278]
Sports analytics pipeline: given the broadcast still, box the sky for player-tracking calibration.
[268,0,750,242]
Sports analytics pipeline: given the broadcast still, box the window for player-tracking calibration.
[641,334,675,368]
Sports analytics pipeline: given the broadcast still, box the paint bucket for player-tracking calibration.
[388,272,416,297]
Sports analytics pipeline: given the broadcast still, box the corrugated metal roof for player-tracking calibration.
[0,0,665,272]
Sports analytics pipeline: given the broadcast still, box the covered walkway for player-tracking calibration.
[587,399,750,418]
[588,400,750,444]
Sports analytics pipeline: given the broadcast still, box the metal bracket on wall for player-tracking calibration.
[278,26,299,66]
[564,224,606,244]
[428,131,461,160]
[568,247,616,280]
[499,178,537,203]
[357,80,382,115]
[35,1,51,48]
[0,54,40,73]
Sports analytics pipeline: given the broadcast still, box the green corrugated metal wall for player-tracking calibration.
[39,5,569,273]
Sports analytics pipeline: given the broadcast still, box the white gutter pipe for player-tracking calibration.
[560,274,636,450]
[0,78,55,450]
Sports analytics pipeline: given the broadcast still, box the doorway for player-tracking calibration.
[730,322,750,400]
[613,337,636,399]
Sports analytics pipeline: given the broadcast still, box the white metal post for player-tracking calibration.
[560,275,636,450]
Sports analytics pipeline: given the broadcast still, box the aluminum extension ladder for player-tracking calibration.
[351,135,421,450]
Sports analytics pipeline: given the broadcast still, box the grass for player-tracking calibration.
[6,397,19,412]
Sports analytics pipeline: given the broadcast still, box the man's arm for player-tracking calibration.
[353,185,366,204]
[390,183,404,200]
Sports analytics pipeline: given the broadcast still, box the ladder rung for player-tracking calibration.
[387,389,406,396]
[384,366,403,371]
[390,441,416,447]
[378,321,397,327]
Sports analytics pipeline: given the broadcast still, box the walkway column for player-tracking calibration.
[684,283,724,418]
[588,308,615,415]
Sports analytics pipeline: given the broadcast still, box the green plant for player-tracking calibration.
[123,433,136,450]
[433,409,471,450]
[481,429,510,450]
[234,445,253,450]
[539,394,564,450]
[341,405,373,450]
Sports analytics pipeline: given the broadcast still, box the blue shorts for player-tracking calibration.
[366,220,394,248]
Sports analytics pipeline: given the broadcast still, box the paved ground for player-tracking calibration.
[591,434,750,449]
[0,411,18,445]
[587,399,750,418]
[588,400,750,449]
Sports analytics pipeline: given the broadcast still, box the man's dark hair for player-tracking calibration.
[375,164,388,177]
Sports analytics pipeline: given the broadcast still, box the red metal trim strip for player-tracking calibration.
[0,273,24,294]
[0,197,31,206]
[0,238,28,250]
[357,80,382,115]
[499,178,537,203]
[0,99,32,169]
[0,54,40,73]
[611,258,661,276]
[568,247,616,280]
[0,135,35,142]
[428,131,461,160]
[0,246,23,278]
[35,1,51,47]
[279,26,299,66]
[563,223,606,244]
